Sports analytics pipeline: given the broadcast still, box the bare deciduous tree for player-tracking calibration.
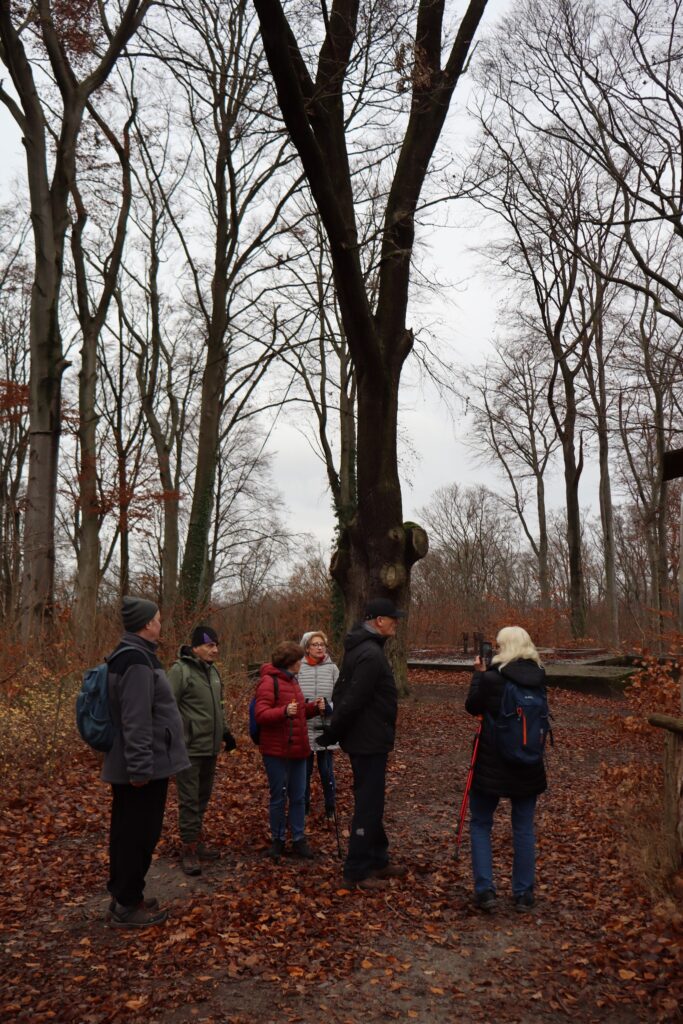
[0,0,153,636]
[252,0,489,650]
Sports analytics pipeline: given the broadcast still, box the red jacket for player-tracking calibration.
[255,664,319,759]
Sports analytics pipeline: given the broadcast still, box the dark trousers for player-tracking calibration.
[305,750,336,812]
[108,778,168,908]
[175,755,217,843]
[344,752,389,881]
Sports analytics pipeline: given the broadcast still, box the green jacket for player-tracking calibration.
[168,646,230,757]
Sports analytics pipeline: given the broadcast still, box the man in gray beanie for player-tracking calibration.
[101,597,190,928]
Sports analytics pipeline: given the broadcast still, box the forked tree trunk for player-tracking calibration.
[254,0,487,675]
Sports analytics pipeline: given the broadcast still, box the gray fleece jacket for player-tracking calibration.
[101,632,190,785]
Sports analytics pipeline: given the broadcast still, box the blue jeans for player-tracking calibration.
[469,789,537,897]
[305,751,336,812]
[262,755,307,842]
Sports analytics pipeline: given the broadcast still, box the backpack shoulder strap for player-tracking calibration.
[106,645,154,670]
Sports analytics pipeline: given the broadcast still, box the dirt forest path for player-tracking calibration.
[1,672,681,1024]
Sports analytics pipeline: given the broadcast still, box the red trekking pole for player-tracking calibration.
[455,717,483,860]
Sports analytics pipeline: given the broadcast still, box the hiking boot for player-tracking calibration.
[372,863,407,880]
[514,892,535,912]
[268,838,285,861]
[108,902,168,929]
[108,896,158,914]
[291,838,314,859]
[181,843,201,876]
[197,842,220,861]
[475,889,497,912]
[343,875,390,892]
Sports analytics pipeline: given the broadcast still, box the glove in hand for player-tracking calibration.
[316,724,337,747]
[223,730,237,752]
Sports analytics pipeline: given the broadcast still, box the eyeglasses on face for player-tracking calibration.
[309,641,326,648]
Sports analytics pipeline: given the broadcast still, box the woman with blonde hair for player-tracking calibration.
[465,626,549,913]
[298,631,339,818]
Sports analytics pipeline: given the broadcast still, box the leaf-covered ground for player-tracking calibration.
[0,673,680,1023]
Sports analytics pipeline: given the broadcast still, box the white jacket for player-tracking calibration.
[297,654,340,752]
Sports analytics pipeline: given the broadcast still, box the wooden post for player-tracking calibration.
[679,493,683,634]
[648,713,683,872]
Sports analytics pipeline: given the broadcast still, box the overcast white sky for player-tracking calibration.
[0,0,600,557]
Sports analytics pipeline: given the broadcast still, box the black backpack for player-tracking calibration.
[492,670,551,766]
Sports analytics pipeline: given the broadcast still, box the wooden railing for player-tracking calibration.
[648,713,683,872]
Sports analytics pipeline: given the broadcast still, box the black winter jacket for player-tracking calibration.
[329,626,398,755]
[465,659,548,799]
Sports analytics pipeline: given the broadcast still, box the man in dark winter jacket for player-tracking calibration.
[169,625,236,876]
[465,625,548,914]
[103,597,190,928]
[320,598,409,891]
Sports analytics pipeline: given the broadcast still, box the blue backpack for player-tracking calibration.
[248,676,279,744]
[75,646,148,752]
[492,673,551,766]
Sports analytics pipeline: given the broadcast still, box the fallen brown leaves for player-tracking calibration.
[0,669,680,1023]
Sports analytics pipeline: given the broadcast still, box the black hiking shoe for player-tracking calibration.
[108,902,168,929]
[291,838,314,859]
[181,843,201,876]
[108,896,158,914]
[268,838,285,861]
[343,875,389,892]
[514,892,535,912]
[372,863,408,880]
[475,889,497,912]
[197,842,220,861]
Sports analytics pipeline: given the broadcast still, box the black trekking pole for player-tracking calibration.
[455,717,482,860]
[318,706,343,859]
[279,710,293,855]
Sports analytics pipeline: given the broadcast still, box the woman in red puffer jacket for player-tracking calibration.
[256,640,324,861]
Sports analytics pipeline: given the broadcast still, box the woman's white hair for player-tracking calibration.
[300,630,327,651]
[491,626,542,669]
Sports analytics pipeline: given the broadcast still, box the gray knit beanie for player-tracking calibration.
[121,595,159,633]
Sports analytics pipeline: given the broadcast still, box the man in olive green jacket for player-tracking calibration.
[169,625,236,875]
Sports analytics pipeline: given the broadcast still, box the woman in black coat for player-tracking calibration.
[465,626,548,913]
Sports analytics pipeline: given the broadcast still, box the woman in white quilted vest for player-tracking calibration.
[298,631,339,818]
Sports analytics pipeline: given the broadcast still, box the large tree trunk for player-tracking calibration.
[536,473,550,609]
[331,359,428,692]
[72,104,134,641]
[18,114,69,638]
[178,334,226,609]
[74,320,100,642]
[253,0,486,675]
